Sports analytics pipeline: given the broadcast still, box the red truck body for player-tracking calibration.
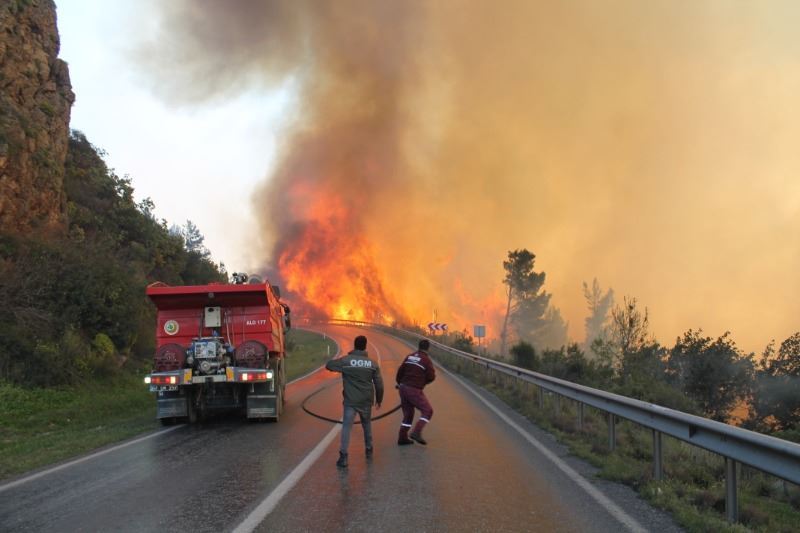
[145,280,289,423]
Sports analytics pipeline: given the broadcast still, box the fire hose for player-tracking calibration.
[301,381,402,424]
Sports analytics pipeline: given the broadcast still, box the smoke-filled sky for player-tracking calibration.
[63,1,800,353]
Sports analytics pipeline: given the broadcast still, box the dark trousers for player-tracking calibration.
[399,384,433,434]
[340,405,372,454]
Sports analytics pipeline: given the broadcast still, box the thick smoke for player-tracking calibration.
[139,1,800,351]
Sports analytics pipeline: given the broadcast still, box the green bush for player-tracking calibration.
[0,130,226,387]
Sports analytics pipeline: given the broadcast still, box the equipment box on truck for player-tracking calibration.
[145,278,289,423]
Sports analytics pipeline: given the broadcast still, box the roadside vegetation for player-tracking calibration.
[0,131,227,388]
[427,349,800,533]
[431,250,800,440]
[0,371,155,481]
[0,329,334,482]
[384,248,800,532]
[382,257,797,531]
[0,131,339,483]
[286,328,338,381]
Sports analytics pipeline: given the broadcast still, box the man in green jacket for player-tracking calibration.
[326,335,384,468]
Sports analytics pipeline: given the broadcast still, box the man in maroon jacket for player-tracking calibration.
[395,339,436,445]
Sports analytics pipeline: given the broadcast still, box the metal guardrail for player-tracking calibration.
[325,318,800,523]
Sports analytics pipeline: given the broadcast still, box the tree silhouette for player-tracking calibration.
[499,249,549,356]
[667,330,754,422]
[583,278,614,347]
[182,220,209,258]
[749,332,800,430]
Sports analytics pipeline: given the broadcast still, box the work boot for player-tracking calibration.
[398,427,414,445]
[365,446,373,458]
[336,452,348,468]
[410,433,427,445]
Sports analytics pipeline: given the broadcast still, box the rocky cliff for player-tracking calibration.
[0,0,74,234]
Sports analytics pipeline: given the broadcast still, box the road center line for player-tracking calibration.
[234,328,380,531]
[232,425,341,533]
[0,425,181,493]
[440,365,648,533]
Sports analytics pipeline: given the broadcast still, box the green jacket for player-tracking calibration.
[325,349,384,409]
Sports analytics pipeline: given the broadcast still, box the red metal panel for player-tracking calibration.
[147,283,273,309]
[155,309,203,348]
[148,282,285,357]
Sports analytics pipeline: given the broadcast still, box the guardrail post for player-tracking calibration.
[653,430,663,481]
[538,387,544,409]
[554,394,561,417]
[608,414,616,451]
[577,402,584,431]
[726,457,738,523]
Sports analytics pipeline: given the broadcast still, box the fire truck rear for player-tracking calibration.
[144,275,289,423]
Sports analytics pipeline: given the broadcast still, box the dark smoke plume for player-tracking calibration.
[138,1,800,350]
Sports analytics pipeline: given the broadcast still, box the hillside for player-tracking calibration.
[0,0,73,234]
[0,0,226,386]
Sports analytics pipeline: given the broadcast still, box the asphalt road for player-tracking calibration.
[0,325,683,532]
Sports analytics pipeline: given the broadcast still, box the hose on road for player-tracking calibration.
[301,381,401,424]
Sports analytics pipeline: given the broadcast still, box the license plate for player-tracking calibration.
[149,385,178,392]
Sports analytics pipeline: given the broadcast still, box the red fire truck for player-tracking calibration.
[145,275,289,423]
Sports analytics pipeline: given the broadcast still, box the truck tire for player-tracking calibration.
[271,385,282,422]
[280,359,287,406]
[186,393,198,424]
[267,357,284,422]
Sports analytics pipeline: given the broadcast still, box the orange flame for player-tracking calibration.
[276,180,507,340]
[277,184,405,324]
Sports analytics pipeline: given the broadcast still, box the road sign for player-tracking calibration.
[473,325,486,338]
[428,322,448,332]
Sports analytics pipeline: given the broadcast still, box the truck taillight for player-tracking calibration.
[151,375,178,385]
[241,371,271,382]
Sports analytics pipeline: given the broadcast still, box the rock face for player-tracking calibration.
[0,0,74,235]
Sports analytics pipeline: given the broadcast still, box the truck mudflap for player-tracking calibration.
[246,380,282,421]
[156,393,188,418]
[246,394,278,418]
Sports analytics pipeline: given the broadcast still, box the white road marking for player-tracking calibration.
[440,365,648,533]
[232,425,341,533]
[0,425,181,493]
[0,330,337,493]
[233,328,385,531]
[5,327,380,530]
[371,341,383,367]
[287,333,341,384]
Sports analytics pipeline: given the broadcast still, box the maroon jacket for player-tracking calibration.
[396,350,436,389]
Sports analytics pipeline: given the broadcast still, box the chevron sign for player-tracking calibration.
[428,322,448,331]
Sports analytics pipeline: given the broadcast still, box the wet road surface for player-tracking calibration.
[0,325,682,532]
